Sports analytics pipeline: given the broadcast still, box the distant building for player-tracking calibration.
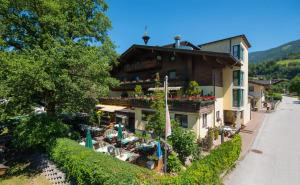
[99,34,251,138]
[249,79,284,110]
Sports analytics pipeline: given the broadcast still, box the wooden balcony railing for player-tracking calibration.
[99,96,215,113]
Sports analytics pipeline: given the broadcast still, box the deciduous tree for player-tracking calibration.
[0,0,118,117]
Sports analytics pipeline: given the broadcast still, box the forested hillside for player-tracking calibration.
[249,53,300,79]
[249,39,300,63]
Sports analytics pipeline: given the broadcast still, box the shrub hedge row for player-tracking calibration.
[50,135,241,185]
[148,134,242,185]
[49,138,156,185]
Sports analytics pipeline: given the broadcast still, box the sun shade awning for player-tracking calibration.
[148,86,182,91]
[96,104,126,113]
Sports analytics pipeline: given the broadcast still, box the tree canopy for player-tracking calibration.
[289,76,300,95]
[0,0,118,118]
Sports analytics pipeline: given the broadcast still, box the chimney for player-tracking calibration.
[142,26,150,45]
[174,35,181,48]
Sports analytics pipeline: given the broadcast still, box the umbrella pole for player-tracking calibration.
[164,76,168,173]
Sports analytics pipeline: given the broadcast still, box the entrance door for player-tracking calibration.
[128,116,135,133]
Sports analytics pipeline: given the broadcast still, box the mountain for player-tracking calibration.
[249,39,300,63]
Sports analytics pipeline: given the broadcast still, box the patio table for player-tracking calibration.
[96,146,109,154]
[138,141,157,150]
[116,152,138,161]
[121,136,139,145]
[106,133,118,139]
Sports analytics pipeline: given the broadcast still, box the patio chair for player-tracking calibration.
[115,148,121,157]
[94,142,100,150]
[107,146,115,156]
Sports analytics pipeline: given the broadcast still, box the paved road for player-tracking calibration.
[225,96,300,185]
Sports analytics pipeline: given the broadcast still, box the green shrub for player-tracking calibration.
[167,152,182,173]
[12,114,71,151]
[134,85,143,97]
[267,92,282,101]
[201,128,214,150]
[214,127,219,140]
[186,81,201,96]
[178,135,241,185]
[49,138,155,185]
[168,122,197,164]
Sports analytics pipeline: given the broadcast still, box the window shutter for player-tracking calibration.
[240,47,244,61]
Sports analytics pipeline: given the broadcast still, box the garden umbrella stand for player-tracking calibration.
[85,129,93,149]
[117,124,123,141]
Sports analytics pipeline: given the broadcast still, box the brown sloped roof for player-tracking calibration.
[198,34,251,48]
[249,79,286,86]
[119,44,241,67]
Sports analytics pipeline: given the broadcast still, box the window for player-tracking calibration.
[232,44,244,61]
[249,85,254,92]
[216,111,220,120]
[233,70,244,86]
[175,114,188,128]
[168,70,176,80]
[141,110,154,121]
[202,113,207,128]
[233,89,244,107]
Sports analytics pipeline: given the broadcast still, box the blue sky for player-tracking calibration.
[106,0,300,53]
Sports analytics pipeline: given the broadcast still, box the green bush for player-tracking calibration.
[150,135,242,185]
[12,114,71,151]
[49,138,155,185]
[201,128,214,150]
[213,127,219,140]
[267,92,282,101]
[186,81,201,96]
[178,135,241,185]
[167,152,182,173]
[168,121,197,164]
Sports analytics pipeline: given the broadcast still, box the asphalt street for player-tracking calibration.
[225,96,300,185]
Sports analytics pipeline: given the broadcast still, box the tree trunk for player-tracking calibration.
[46,102,56,117]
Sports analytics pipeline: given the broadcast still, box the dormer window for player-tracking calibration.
[232,44,244,61]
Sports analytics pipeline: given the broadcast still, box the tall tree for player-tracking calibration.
[0,0,118,117]
[289,76,300,95]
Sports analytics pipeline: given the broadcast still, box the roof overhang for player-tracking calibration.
[198,34,251,48]
[96,104,126,113]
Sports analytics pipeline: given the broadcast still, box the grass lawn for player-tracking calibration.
[0,161,51,185]
[0,174,51,185]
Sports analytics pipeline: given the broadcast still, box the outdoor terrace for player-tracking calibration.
[99,96,215,113]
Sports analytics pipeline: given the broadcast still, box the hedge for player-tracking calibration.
[148,134,242,185]
[49,138,156,185]
[50,135,241,185]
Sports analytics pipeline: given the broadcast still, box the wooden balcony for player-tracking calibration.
[124,60,161,72]
[99,96,215,113]
[113,80,186,91]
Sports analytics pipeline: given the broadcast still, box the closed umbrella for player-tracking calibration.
[85,129,93,149]
[156,141,162,159]
[117,124,123,141]
[156,141,163,172]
